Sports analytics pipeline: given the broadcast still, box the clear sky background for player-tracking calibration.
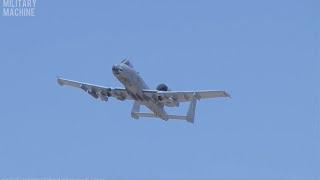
[0,0,319,179]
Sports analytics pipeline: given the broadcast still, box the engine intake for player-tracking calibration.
[156,83,169,91]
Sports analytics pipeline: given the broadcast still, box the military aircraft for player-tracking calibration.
[57,60,230,123]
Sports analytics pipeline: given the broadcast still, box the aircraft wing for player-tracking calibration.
[57,77,132,101]
[142,89,230,103]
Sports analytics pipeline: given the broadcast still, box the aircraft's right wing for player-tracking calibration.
[142,89,230,103]
[57,77,132,101]
[160,90,230,102]
[139,89,230,122]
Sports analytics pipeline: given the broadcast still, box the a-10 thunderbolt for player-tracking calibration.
[57,60,230,123]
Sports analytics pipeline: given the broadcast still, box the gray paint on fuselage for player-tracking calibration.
[112,62,168,120]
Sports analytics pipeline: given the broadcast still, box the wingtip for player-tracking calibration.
[57,77,63,86]
[224,91,231,98]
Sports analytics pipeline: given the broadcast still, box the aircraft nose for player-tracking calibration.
[112,65,122,74]
[112,65,118,72]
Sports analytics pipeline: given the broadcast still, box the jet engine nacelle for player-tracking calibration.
[156,83,178,106]
[156,83,169,91]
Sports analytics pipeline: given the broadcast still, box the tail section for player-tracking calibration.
[130,93,198,123]
[186,93,198,123]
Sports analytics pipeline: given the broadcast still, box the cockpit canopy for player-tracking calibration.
[121,59,133,68]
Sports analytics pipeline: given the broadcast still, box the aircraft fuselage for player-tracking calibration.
[112,62,169,120]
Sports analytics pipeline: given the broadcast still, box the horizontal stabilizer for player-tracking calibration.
[132,112,193,123]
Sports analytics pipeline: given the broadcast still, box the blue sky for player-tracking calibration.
[0,0,319,179]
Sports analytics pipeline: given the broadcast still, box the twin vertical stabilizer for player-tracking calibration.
[130,93,198,123]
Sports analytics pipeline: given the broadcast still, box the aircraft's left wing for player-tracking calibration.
[57,77,132,101]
